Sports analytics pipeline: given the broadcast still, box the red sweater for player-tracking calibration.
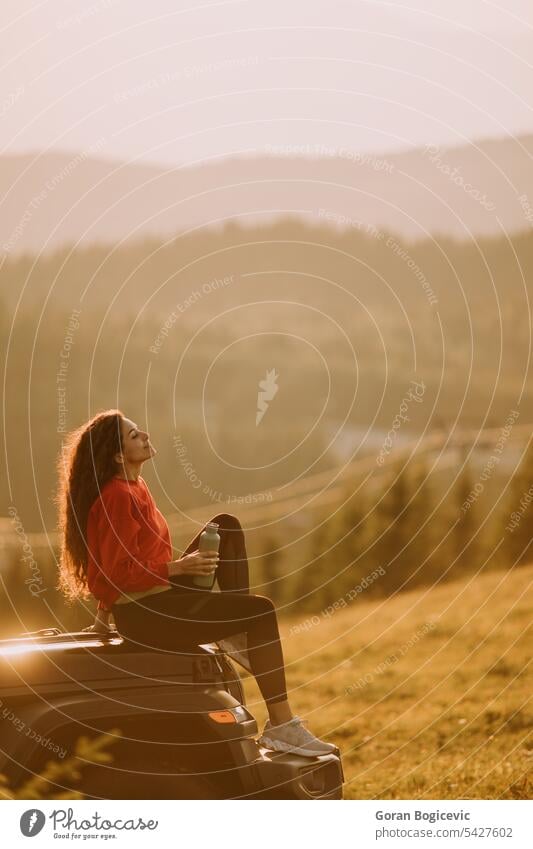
[86,476,172,611]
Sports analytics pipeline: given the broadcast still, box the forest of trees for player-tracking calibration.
[281,443,533,616]
[0,218,531,636]
[1,218,531,531]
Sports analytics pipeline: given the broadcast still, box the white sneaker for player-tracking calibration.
[258,716,337,757]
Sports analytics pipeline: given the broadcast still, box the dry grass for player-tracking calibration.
[241,563,533,799]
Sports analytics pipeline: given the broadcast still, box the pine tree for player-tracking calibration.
[501,441,533,568]
[371,464,412,594]
[322,493,376,600]
[400,457,437,589]
[450,461,481,580]
[293,518,338,613]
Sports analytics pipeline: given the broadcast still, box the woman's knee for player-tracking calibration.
[210,512,242,531]
[249,594,276,616]
[225,592,275,618]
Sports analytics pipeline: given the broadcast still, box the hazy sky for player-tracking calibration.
[2,0,533,167]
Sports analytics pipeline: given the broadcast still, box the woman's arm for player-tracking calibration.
[88,486,171,597]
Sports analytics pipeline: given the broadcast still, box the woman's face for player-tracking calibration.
[117,417,156,466]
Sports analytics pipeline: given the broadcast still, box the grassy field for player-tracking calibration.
[241,563,532,800]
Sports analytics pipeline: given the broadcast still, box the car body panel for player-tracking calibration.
[0,628,343,799]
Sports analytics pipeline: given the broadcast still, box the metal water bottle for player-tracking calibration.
[192,522,220,589]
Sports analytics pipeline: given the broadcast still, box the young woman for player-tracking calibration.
[56,409,336,758]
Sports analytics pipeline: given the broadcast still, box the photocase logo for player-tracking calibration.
[256,368,279,425]
[20,809,46,837]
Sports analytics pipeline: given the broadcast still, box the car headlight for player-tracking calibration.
[208,706,251,724]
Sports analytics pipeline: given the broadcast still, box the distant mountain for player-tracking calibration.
[1,134,532,256]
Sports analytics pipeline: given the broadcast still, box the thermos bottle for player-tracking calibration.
[192,522,220,589]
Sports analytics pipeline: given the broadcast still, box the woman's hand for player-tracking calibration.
[168,549,219,577]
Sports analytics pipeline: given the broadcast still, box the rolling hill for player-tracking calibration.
[1,133,533,257]
[243,561,533,800]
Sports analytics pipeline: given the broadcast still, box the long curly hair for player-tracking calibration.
[56,409,124,602]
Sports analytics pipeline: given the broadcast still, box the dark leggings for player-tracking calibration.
[111,513,288,706]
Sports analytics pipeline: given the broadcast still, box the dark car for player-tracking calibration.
[0,627,343,799]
